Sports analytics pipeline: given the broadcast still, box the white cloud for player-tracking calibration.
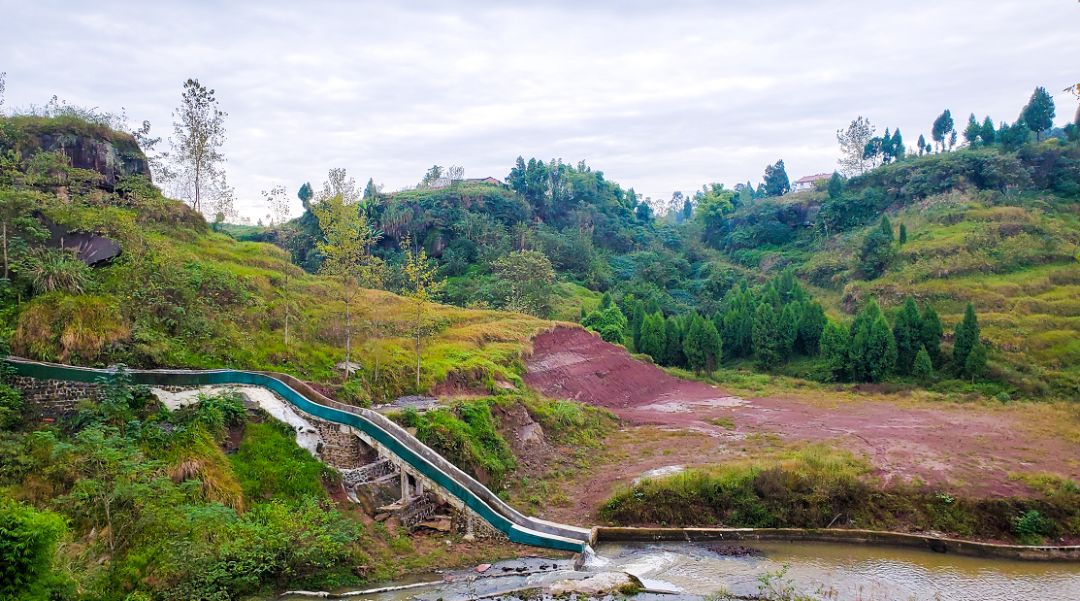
[1,0,1077,218]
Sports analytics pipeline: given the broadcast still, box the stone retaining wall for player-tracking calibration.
[11,376,100,418]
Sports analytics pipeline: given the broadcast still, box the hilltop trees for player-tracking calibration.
[170,78,227,214]
[314,193,384,382]
[1020,86,1056,141]
[762,160,791,196]
[837,116,876,176]
[932,109,954,152]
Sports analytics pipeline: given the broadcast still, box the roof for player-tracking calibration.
[793,173,832,185]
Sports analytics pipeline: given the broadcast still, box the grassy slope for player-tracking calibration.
[9,195,558,401]
[736,186,1080,397]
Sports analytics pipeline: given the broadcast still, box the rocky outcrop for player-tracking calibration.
[0,118,151,189]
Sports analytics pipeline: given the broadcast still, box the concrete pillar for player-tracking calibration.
[400,470,410,503]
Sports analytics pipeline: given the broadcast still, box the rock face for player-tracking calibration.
[0,119,151,189]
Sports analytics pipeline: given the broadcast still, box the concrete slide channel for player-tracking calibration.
[4,357,590,553]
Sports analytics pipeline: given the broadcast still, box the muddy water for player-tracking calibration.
[279,542,1080,601]
[593,541,1080,601]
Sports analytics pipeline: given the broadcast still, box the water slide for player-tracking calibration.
[4,357,590,553]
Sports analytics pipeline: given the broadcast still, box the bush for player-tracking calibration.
[0,496,69,599]
[231,421,330,501]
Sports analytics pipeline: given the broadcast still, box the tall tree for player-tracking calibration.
[963,342,988,381]
[795,301,826,355]
[402,236,444,391]
[1020,86,1056,142]
[892,297,923,374]
[859,215,895,278]
[638,312,667,362]
[664,316,685,367]
[931,109,954,152]
[837,116,876,176]
[913,346,933,381]
[917,134,927,156]
[964,113,981,146]
[264,184,294,347]
[952,303,980,372]
[297,182,313,209]
[849,299,897,382]
[751,302,783,369]
[819,320,850,382]
[763,160,791,196]
[314,194,384,383]
[919,304,943,366]
[980,116,997,146]
[170,78,227,214]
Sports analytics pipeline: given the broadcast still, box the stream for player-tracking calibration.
[278,541,1080,601]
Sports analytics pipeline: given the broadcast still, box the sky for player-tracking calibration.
[2,0,1078,219]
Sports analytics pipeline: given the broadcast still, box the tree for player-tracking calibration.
[952,302,980,372]
[763,160,791,196]
[297,182,313,209]
[795,301,826,355]
[931,109,954,152]
[963,342,988,381]
[0,71,5,113]
[263,185,291,226]
[0,191,47,281]
[919,304,943,366]
[664,316,684,366]
[314,193,384,383]
[859,215,895,278]
[837,116,876,176]
[638,312,667,362]
[981,116,997,146]
[420,165,444,187]
[917,134,927,156]
[964,113,981,146]
[899,223,907,244]
[582,301,628,345]
[849,299,896,382]
[1021,86,1056,142]
[890,129,905,162]
[751,302,783,369]
[827,172,844,199]
[170,78,227,214]
[892,297,923,374]
[778,303,799,359]
[913,346,933,381]
[819,320,849,381]
[684,314,721,373]
[402,236,444,391]
[0,497,67,599]
[491,250,555,316]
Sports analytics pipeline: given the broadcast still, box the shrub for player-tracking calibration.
[0,497,68,599]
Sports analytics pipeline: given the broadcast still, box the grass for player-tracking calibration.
[600,443,1080,543]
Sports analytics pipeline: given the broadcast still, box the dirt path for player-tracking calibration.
[523,326,1080,520]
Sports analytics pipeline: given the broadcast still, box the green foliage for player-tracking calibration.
[919,305,944,367]
[892,297,923,374]
[0,382,23,429]
[582,302,628,346]
[1020,87,1055,141]
[1013,509,1053,544]
[231,421,330,502]
[683,314,721,373]
[751,302,783,370]
[913,346,934,381]
[819,320,849,382]
[406,400,517,490]
[638,312,667,361]
[858,215,895,279]
[491,250,555,317]
[963,342,988,382]
[848,299,896,382]
[953,303,980,372]
[0,496,68,600]
[762,160,791,197]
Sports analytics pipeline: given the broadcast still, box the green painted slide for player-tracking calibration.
[5,357,590,553]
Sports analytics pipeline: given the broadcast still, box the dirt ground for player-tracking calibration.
[523,326,1080,523]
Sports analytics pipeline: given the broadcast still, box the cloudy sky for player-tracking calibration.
[2,0,1078,219]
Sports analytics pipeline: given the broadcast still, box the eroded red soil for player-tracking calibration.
[524,326,1080,511]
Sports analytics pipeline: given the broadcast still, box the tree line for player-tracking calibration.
[582,272,987,384]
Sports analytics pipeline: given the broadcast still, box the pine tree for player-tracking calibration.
[953,303,980,373]
[892,297,923,374]
[795,301,826,355]
[779,303,800,359]
[701,320,723,373]
[899,223,907,244]
[980,116,996,145]
[850,299,897,381]
[1021,86,1056,142]
[752,302,783,369]
[913,346,933,381]
[629,300,646,351]
[932,110,954,152]
[964,113,981,146]
[683,315,713,373]
[638,312,667,362]
[917,134,927,156]
[819,320,850,382]
[827,172,844,199]
[600,292,613,309]
[964,342,988,381]
[915,307,941,368]
[664,316,684,367]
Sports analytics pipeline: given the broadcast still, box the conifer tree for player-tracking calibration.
[752,302,783,369]
[899,223,907,244]
[683,314,721,373]
[779,303,800,359]
[701,319,723,373]
[819,320,850,382]
[919,305,944,366]
[859,215,896,278]
[953,303,980,372]
[892,297,923,374]
[1021,86,1055,142]
[664,316,685,367]
[917,134,927,156]
[913,346,934,381]
[981,116,996,145]
[795,301,826,355]
[638,312,667,362]
[849,299,897,381]
[964,342,988,381]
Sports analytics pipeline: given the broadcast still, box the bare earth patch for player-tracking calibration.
[523,326,1080,522]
